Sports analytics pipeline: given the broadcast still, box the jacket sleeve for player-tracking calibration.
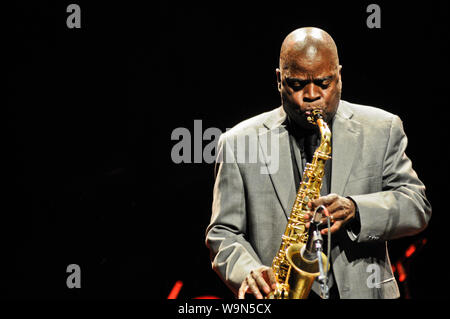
[347,115,432,243]
[205,134,263,295]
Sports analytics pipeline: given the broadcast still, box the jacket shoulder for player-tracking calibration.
[343,100,396,121]
[341,100,400,131]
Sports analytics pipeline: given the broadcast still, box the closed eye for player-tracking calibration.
[314,76,333,89]
[315,80,330,89]
[286,79,308,90]
[286,75,334,90]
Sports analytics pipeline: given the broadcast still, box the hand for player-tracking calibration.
[238,266,277,299]
[306,193,356,235]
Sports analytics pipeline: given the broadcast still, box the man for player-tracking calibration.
[205,27,431,299]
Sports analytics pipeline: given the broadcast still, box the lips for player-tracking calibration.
[304,108,322,116]
[303,103,323,111]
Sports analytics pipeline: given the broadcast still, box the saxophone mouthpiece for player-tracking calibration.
[306,109,323,124]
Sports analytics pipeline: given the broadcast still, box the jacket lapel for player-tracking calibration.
[259,107,296,220]
[330,101,361,195]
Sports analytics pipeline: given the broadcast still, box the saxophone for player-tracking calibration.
[267,109,332,299]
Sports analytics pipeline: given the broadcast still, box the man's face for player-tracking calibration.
[277,53,342,130]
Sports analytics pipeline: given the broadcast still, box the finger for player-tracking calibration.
[324,214,335,225]
[320,212,337,224]
[321,206,330,217]
[329,207,351,221]
[238,280,248,299]
[247,273,263,299]
[321,207,354,226]
[310,194,339,210]
[255,276,272,295]
[329,221,342,234]
[303,211,312,228]
[252,271,271,295]
[264,267,278,290]
[320,202,344,224]
[322,194,339,206]
[337,209,351,220]
[321,220,342,235]
[324,200,342,215]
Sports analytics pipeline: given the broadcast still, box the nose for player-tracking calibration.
[303,83,321,103]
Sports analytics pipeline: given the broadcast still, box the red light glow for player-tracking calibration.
[167,280,183,299]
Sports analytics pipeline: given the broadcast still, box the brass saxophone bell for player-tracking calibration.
[285,243,329,299]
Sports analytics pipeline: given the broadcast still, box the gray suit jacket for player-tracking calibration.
[205,100,431,299]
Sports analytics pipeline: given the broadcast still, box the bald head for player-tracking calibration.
[279,27,339,72]
[276,27,342,129]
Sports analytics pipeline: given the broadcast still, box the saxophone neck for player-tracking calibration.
[315,118,332,156]
[307,109,331,144]
[318,118,331,137]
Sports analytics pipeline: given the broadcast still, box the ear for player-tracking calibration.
[276,68,282,92]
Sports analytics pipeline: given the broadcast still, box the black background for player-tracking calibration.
[6,0,449,300]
